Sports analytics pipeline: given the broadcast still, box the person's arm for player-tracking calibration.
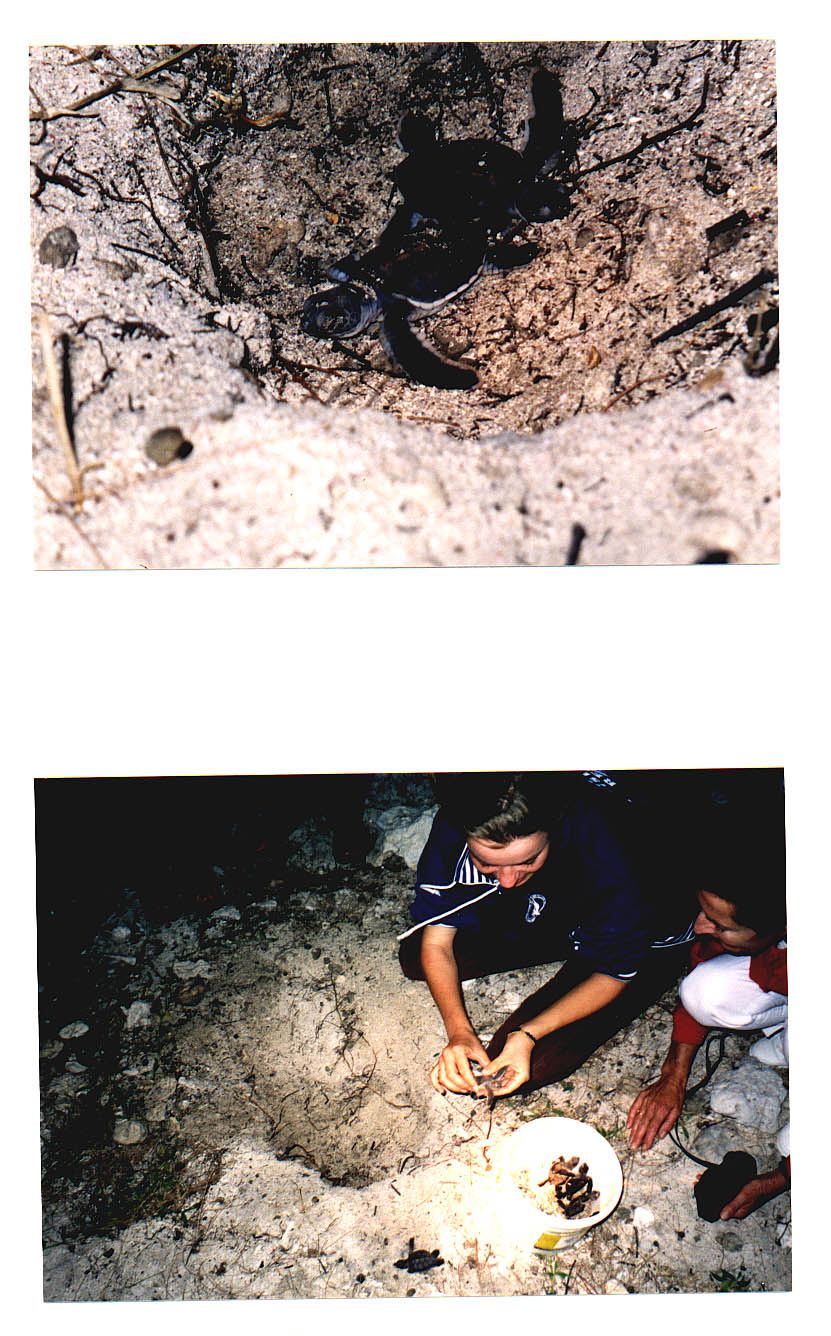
[420,925,489,1094]
[719,1156,790,1220]
[626,1038,699,1149]
[478,970,630,1097]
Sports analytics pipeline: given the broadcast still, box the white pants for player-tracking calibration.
[679,952,788,1059]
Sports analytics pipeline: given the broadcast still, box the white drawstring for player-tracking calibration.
[396,884,499,940]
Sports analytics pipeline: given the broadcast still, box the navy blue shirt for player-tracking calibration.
[410,795,694,979]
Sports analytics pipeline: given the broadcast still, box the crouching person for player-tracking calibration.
[399,772,696,1100]
[626,819,788,1220]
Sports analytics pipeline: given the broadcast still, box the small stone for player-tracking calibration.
[59,1021,89,1040]
[272,93,295,118]
[94,256,138,281]
[210,904,241,922]
[113,1118,148,1145]
[145,427,192,466]
[285,218,305,243]
[40,1040,63,1059]
[112,926,131,941]
[39,226,79,268]
[49,1073,87,1099]
[65,1060,87,1074]
[172,959,213,980]
[123,1000,152,1029]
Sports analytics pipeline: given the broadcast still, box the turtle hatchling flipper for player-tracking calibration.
[486,240,539,271]
[327,251,364,283]
[521,67,567,177]
[380,304,477,390]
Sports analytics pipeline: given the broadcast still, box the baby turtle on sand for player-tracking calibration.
[301,213,537,389]
[301,65,574,389]
[393,66,574,237]
[394,1237,445,1273]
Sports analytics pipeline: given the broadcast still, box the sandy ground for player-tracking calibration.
[39,781,790,1300]
[30,40,779,567]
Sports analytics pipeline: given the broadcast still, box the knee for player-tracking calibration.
[679,959,741,1029]
[398,934,425,981]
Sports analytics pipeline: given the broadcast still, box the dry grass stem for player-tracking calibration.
[30,44,200,123]
[32,474,110,569]
[37,311,91,510]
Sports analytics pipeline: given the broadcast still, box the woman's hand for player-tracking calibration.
[627,1071,686,1150]
[717,1167,789,1220]
[474,1030,537,1098]
[430,1030,490,1095]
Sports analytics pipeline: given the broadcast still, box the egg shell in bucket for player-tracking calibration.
[502,1116,624,1252]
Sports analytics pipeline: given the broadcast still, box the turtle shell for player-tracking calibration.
[358,218,488,313]
[394,139,527,231]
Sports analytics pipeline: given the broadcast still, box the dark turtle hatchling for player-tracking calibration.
[301,211,537,389]
[394,1237,444,1273]
[301,64,574,388]
[392,66,575,237]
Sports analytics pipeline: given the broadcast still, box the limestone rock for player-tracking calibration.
[112,1119,148,1145]
[708,1059,786,1132]
[123,1001,153,1029]
[368,805,438,871]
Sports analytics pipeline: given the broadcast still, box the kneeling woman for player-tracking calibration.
[626,820,788,1220]
[399,773,696,1100]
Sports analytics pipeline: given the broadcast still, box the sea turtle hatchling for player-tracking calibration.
[394,1237,445,1273]
[392,66,575,237]
[300,64,575,389]
[301,212,538,389]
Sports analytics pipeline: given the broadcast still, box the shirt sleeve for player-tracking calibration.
[670,938,724,1045]
[410,809,497,931]
[749,944,788,995]
[671,1002,709,1046]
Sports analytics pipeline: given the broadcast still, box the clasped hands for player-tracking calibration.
[430,1027,535,1099]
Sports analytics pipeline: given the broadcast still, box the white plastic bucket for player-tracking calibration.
[500,1116,623,1252]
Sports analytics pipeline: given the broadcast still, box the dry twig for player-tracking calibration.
[30,45,200,123]
[36,310,103,510]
